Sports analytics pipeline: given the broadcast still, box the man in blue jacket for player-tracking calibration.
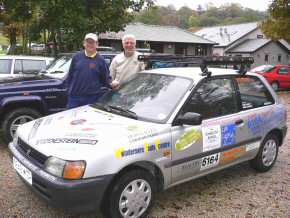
[66,33,111,108]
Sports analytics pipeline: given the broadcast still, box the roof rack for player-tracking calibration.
[138,54,254,77]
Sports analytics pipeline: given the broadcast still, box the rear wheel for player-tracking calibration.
[271,82,279,91]
[1,108,41,144]
[105,169,156,218]
[249,134,279,172]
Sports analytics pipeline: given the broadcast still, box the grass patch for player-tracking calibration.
[0,32,9,46]
[0,50,7,55]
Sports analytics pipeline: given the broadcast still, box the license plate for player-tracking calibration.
[201,153,220,170]
[13,157,32,185]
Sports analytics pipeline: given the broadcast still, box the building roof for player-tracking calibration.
[226,38,290,54]
[99,23,215,44]
[195,22,259,47]
[279,39,290,51]
[226,39,271,53]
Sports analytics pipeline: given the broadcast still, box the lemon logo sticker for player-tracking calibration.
[114,147,125,159]
[144,142,150,153]
[155,139,161,151]
[175,129,202,151]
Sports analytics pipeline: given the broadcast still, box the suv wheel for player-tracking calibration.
[2,108,41,144]
[249,134,279,172]
[271,82,279,91]
[106,169,156,218]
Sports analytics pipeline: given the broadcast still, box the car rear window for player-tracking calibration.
[0,59,12,74]
[14,59,46,74]
[236,76,274,110]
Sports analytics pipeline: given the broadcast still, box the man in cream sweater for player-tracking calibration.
[110,34,145,89]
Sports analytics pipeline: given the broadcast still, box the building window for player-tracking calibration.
[265,54,268,62]
[257,34,264,39]
[195,45,207,56]
[278,54,282,62]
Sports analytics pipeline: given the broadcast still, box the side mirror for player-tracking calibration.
[176,112,202,126]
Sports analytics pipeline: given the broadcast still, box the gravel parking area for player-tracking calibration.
[1,92,290,218]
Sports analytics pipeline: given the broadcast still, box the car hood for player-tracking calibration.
[16,105,166,161]
[0,74,51,84]
[0,74,62,90]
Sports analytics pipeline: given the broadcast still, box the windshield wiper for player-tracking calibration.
[92,102,112,112]
[50,70,65,74]
[92,103,138,119]
[108,105,138,119]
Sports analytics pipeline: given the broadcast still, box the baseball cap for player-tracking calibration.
[84,33,98,42]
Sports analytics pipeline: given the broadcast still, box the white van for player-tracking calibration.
[0,55,54,78]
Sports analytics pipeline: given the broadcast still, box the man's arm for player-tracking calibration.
[109,57,118,80]
[100,60,112,88]
[63,55,76,88]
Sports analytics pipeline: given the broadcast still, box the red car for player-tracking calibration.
[251,65,290,91]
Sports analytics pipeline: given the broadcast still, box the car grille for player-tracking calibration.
[17,137,48,166]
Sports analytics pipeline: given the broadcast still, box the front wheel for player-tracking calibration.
[249,134,279,172]
[1,108,41,144]
[106,169,156,218]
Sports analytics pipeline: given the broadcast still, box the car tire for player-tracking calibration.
[105,169,156,218]
[249,134,279,172]
[1,108,41,144]
[271,82,279,91]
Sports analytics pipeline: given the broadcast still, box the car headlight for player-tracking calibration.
[44,157,86,179]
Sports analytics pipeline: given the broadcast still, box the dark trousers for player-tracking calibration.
[67,95,98,109]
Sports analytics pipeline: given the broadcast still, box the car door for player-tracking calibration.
[276,66,290,89]
[170,76,257,184]
[0,59,13,78]
[234,75,276,150]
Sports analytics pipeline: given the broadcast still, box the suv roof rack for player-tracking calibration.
[138,55,254,77]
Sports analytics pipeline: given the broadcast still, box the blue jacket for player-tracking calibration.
[66,51,111,97]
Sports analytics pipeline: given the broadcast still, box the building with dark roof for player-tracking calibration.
[99,23,216,55]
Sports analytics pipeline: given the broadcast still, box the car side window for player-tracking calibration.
[235,76,274,110]
[14,60,23,74]
[278,67,289,75]
[0,59,12,74]
[22,60,46,74]
[182,78,238,119]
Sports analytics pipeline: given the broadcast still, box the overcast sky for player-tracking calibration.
[155,0,271,11]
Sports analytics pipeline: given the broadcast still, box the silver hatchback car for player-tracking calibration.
[9,56,287,218]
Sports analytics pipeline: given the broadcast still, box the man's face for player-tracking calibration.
[83,39,98,53]
[123,37,136,55]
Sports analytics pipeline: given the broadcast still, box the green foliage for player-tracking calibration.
[134,3,266,28]
[0,0,154,54]
[134,5,194,28]
[262,0,290,42]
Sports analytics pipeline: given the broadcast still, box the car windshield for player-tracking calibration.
[97,73,192,123]
[46,56,72,75]
[251,65,274,73]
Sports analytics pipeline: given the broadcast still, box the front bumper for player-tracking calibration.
[8,142,114,213]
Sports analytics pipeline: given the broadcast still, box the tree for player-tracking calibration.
[262,0,290,42]
[1,0,154,55]
[0,0,36,54]
[177,6,194,28]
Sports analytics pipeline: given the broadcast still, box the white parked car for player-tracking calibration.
[9,56,287,218]
[0,55,54,78]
